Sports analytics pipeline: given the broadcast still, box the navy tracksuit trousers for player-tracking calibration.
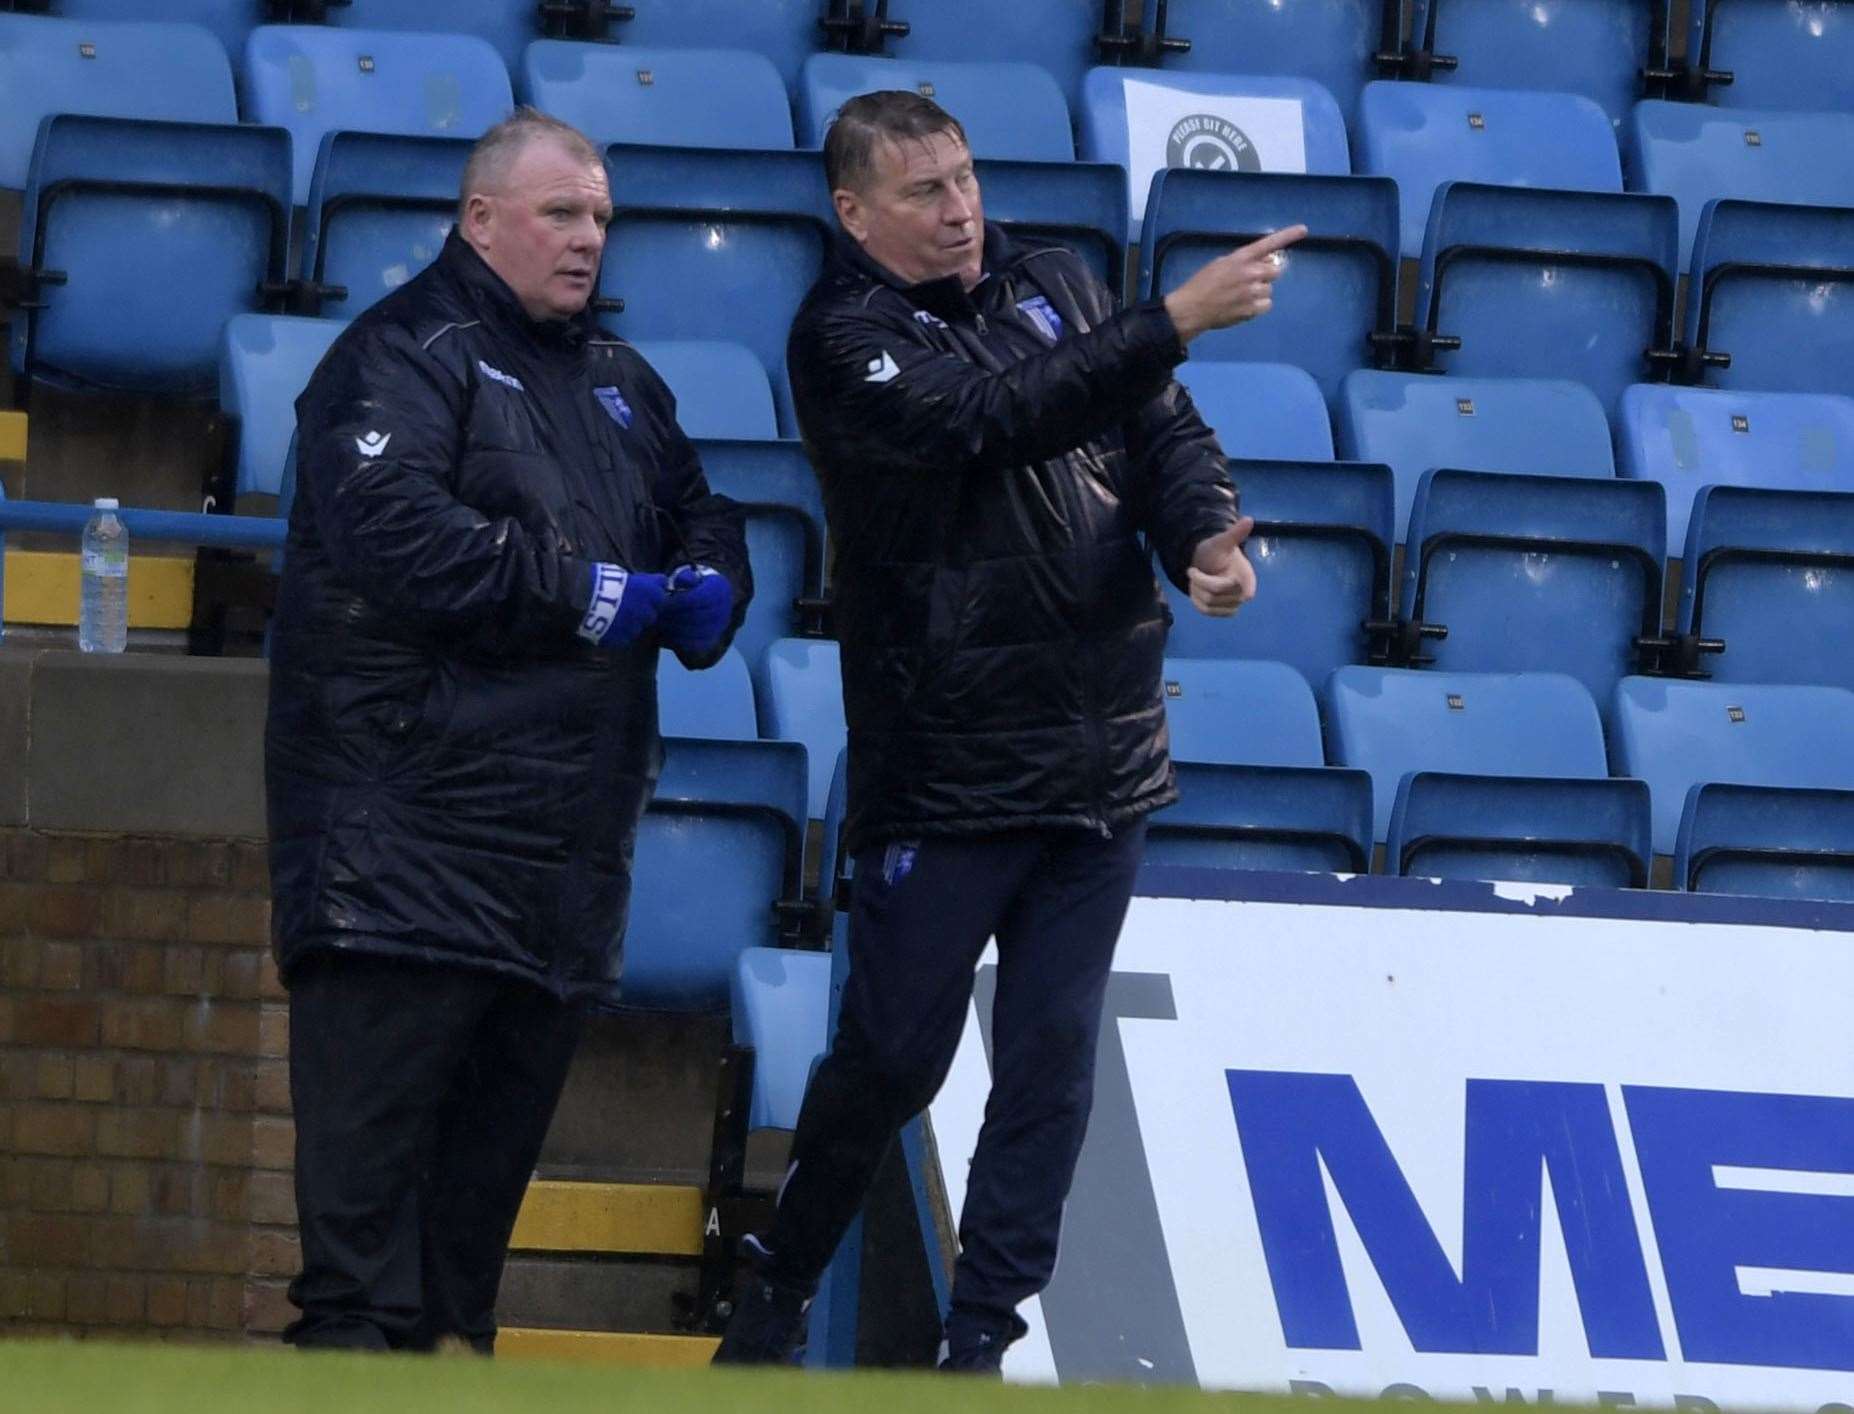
[763,820,1148,1336]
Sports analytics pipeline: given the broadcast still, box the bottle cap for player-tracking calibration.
[94,497,119,510]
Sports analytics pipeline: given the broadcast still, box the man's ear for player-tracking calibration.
[461,192,494,249]
[833,187,869,245]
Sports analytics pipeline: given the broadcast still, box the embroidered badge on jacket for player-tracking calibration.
[1016,295,1065,345]
[593,385,633,429]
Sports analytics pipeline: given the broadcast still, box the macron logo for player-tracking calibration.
[477,359,526,392]
[863,350,901,384]
[354,431,391,458]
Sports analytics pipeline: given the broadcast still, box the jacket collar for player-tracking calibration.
[438,230,594,354]
[832,222,1021,326]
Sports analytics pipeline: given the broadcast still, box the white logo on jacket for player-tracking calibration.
[354,431,392,458]
[477,359,526,392]
[863,351,901,384]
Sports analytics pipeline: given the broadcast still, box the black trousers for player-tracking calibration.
[284,950,584,1352]
[764,821,1147,1335]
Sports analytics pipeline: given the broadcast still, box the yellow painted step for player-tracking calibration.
[0,411,25,463]
[509,1180,705,1258]
[3,549,195,629]
[498,1328,720,1368]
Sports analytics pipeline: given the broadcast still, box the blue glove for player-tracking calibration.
[657,564,733,656]
[578,562,668,648]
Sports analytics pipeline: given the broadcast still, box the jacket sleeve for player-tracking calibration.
[791,295,1189,475]
[294,323,595,643]
[1125,376,1242,595]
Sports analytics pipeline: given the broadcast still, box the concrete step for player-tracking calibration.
[496,1254,694,1334]
[498,1327,719,1368]
[511,1181,704,1258]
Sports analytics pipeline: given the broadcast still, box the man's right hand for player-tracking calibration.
[1162,225,1310,345]
[578,562,669,648]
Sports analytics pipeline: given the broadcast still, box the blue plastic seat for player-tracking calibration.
[798,53,1071,161]
[1677,485,1854,692]
[1415,182,1681,417]
[1159,459,1395,684]
[626,341,778,442]
[1624,102,1854,267]
[1608,677,1854,855]
[1081,68,1351,236]
[623,736,809,1011]
[324,0,542,74]
[731,946,831,1131]
[620,0,824,96]
[1617,385,1854,549]
[242,25,513,205]
[524,42,794,149]
[1140,171,1400,401]
[1175,361,1333,461]
[658,646,758,741]
[1324,666,1611,841]
[1147,760,1375,874]
[0,14,238,190]
[1685,199,1854,399]
[53,0,257,68]
[1388,771,1652,888]
[1408,0,1666,129]
[1359,82,1623,260]
[877,0,1107,118]
[1160,657,1324,766]
[600,145,835,438]
[298,131,471,320]
[1686,0,1854,114]
[1674,783,1854,901]
[11,115,293,397]
[219,314,347,501]
[971,158,1128,294]
[1337,370,1618,542]
[759,638,844,823]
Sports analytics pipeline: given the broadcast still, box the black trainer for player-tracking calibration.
[936,1311,1029,1376]
[711,1236,814,1367]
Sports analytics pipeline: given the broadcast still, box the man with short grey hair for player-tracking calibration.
[268,107,752,1353]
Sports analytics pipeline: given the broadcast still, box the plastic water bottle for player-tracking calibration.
[78,497,128,654]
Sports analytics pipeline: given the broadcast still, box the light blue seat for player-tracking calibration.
[1176,361,1333,461]
[1160,657,1323,766]
[1148,761,1375,875]
[11,115,293,397]
[1686,0,1854,114]
[523,42,793,149]
[299,131,471,319]
[1336,370,1618,542]
[878,0,1106,117]
[972,158,1128,294]
[799,53,1072,161]
[323,0,547,73]
[1140,170,1400,400]
[54,0,257,66]
[627,341,778,442]
[1324,666,1611,841]
[1608,677,1854,855]
[1674,783,1854,901]
[1624,102,1854,266]
[658,646,757,741]
[1160,459,1395,683]
[0,14,238,190]
[1359,82,1622,260]
[1617,385,1854,549]
[1685,199,1854,399]
[1415,182,1681,417]
[759,638,844,824]
[242,25,513,205]
[1676,486,1854,693]
[623,736,809,1011]
[219,315,346,502]
[600,145,834,438]
[1388,771,1653,888]
[1081,68,1351,237]
[1407,0,1666,128]
[730,947,831,1131]
[621,0,823,95]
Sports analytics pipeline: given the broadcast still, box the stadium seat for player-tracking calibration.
[299,131,471,319]
[1676,485,1854,692]
[759,638,844,823]
[1175,361,1333,461]
[0,14,238,190]
[1080,68,1351,235]
[627,341,778,441]
[1323,666,1611,841]
[1608,677,1854,855]
[1140,170,1400,400]
[1407,0,1666,129]
[242,25,514,204]
[623,736,809,1010]
[1147,760,1375,874]
[325,0,545,74]
[1684,199,1854,399]
[53,0,257,66]
[600,145,834,437]
[878,0,1107,118]
[1159,459,1395,684]
[218,314,346,501]
[11,115,293,397]
[1161,657,1324,766]
[1358,82,1623,261]
[1336,370,1618,541]
[731,946,831,1132]
[1686,0,1854,114]
[1414,182,1681,416]
[973,158,1128,294]
[1616,385,1854,549]
[1674,783,1854,902]
[523,42,794,149]
[658,646,757,741]
[620,0,824,96]
[1624,102,1854,266]
[798,53,1072,161]
[1387,771,1653,888]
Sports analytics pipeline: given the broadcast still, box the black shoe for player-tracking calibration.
[936,1311,1028,1376]
[711,1236,814,1367]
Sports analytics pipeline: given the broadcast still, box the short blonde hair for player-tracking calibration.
[459,107,603,221]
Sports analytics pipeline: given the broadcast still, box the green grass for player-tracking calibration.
[0,1339,1368,1414]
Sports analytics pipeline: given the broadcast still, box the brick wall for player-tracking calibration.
[0,826,297,1343]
